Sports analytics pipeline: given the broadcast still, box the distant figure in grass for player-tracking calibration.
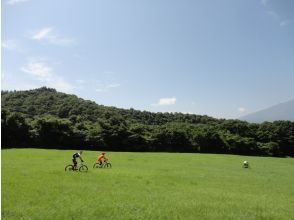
[243,160,249,168]
[97,152,108,165]
[72,151,84,170]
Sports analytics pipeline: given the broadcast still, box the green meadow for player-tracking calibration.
[2,149,294,220]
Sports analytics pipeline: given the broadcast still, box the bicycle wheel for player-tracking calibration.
[104,162,112,168]
[65,165,74,171]
[93,163,100,168]
[79,165,88,172]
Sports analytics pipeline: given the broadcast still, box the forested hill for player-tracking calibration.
[2,87,294,156]
[1,87,218,125]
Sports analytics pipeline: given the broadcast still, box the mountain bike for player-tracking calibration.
[93,160,112,169]
[65,162,88,172]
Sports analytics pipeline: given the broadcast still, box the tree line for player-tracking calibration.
[2,87,294,156]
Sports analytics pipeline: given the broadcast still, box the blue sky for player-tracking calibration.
[2,0,294,119]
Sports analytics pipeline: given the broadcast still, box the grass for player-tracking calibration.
[2,149,294,220]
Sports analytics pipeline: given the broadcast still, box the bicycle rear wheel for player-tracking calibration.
[93,163,101,169]
[65,165,74,171]
[79,165,88,172]
[104,163,112,168]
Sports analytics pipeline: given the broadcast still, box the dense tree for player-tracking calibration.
[31,115,73,148]
[1,87,294,156]
[1,110,31,147]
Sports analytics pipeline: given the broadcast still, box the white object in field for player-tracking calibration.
[243,161,249,168]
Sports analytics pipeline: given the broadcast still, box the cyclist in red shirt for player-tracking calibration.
[97,152,108,165]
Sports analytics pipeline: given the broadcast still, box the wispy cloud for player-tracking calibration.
[73,53,82,59]
[95,83,121,93]
[32,27,53,40]
[2,40,18,50]
[1,71,6,80]
[21,60,74,92]
[152,97,177,106]
[21,62,53,80]
[181,111,193,114]
[261,0,293,27]
[93,71,123,93]
[76,79,86,84]
[280,19,293,27]
[1,70,42,91]
[30,27,76,46]
[266,10,279,20]
[238,107,247,113]
[106,83,121,88]
[74,79,86,90]
[7,0,28,5]
[261,0,269,6]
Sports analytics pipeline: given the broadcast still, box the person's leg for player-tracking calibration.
[73,159,77,170]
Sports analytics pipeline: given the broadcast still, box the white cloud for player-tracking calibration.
[21,61,74,92]
[76,79,85,84]
[74,80,86,90]
[48,36,75,46]
[1,71,41,91]
[3,83,40,91]
[1,71,6,80]
[93,71,123,93]
[266,10,279,20]
[159,97,176,105]
[238,107,247,113]
[32,27,53,40]
[2,40,18,50]
[261,1,280,20]
[280,20,293,27]
[7,0,28,5]
[261,0,269,6]
[95,83,121,93]
[30,27,76,46]
[106,83,121,88]
[153,97,177,106]
[261,1,293,27]
[181,111,193,114]
[21,62,53,80]
[73,53,82,59]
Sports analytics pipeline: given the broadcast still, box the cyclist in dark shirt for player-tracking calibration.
[72,151,84,170]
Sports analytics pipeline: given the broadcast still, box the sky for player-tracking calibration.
[2,0,294,119]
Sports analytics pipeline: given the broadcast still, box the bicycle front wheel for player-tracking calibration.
[65,165,74,171]
[79,165,88,172]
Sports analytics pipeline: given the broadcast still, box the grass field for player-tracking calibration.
[2,149,294,220]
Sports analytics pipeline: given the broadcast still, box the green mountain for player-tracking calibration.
[1,87,218,125]
[1,87,294,156]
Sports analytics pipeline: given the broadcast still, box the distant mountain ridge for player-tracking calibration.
[240,100,294,123]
